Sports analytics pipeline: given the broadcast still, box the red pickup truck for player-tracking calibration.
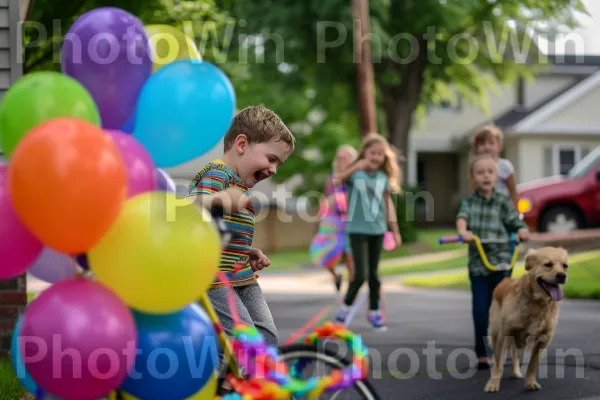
[517,145,600,233]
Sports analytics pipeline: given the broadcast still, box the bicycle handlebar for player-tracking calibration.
[438,233,520,272]
[439,234,520,245]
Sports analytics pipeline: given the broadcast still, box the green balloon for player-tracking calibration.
[0,71,101,158]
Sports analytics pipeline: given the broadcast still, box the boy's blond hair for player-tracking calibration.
[469,154,497,176]
[223,104,295,152]
[470,124,503,152]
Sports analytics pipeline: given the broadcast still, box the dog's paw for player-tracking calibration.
[525,380,542,391]
[511,369,523,379]
[484,379,500,393]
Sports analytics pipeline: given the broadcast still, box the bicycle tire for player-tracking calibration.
[278,343,381,400]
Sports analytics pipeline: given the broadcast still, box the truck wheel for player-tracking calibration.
[539,206,584,233]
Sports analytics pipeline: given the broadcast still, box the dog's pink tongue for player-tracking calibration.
[542,282,564,301]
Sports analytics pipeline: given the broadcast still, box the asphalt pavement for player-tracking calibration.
[265,286,600,399]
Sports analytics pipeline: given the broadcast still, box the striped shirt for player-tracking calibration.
[188,160,256,288]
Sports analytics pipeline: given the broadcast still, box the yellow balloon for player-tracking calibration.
[115,372,218,400]
[145,24,202,72]
[88,191,220,314]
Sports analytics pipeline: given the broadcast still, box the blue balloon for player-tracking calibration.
[134,60,236,168]
[119,303,220,400]
[120,109,136,134]
[10,315,40,395]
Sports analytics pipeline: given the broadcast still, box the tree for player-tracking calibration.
[22,0,230,73]
[219,0,588,172]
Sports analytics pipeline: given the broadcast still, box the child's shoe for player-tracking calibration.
[335,304,350,324]
[367,310,387,332]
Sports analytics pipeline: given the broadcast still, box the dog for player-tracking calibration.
[484,247,568,393]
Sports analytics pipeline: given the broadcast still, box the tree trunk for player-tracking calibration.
[378,40,427,181]
[352,0,377,137]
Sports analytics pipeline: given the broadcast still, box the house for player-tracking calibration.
[407,54,600,226]
[0,0,29,357]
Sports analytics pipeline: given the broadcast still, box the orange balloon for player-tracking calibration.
[8,118,127,253]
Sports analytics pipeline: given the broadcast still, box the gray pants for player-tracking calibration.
[207,283,279,375]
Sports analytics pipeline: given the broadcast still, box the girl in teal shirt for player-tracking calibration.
[333,133,402,331]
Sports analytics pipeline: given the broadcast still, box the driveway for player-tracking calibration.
[264,282,600,399]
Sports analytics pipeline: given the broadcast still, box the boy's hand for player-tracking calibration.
[517,228,530,242]
[250,248,270,272]
[459,231,473,243]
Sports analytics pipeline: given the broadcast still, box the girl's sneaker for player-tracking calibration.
[335,304,350,323]
[367,310,387,332]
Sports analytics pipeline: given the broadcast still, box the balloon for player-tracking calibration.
[105,130,157,198]
[10,315,40,395]
[88,191,221,314]
[120,109,137,134]
[28,247,78,284]
[145,24,201,72]
[61,7,152,129]
[0,165,43,279]
[21,278,137,400]
[134,60,236,168]
[8,118,128,254]
[0,71,100,158]
[119,304,219,400]
[119,372,217,399]
[156,168,176,193]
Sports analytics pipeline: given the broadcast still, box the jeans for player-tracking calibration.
[207,283,279,376]
[344,233,384,310]
[469,271,512,358]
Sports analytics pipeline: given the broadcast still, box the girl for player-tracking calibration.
[312,145,357,291]
[333,134,402,331]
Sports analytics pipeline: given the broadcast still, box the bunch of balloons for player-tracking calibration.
[0,6,236,400]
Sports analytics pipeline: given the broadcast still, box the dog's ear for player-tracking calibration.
[524,248,537,271]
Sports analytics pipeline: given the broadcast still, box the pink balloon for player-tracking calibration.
[105,129,156,197]
[21,278,137,400]
[0,164,43,279]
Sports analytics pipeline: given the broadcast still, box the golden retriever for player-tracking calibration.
[484,247,568,393]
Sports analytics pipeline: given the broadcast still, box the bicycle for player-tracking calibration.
[111,205,380,400]
[438,232,520,272]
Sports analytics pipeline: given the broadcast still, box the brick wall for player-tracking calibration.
[0,275,27,356]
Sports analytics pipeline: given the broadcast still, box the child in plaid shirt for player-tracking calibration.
[456,154,530,370]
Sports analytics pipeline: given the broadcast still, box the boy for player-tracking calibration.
[187,104,295,349]
[456,154,530,370]
[470,124,519,209]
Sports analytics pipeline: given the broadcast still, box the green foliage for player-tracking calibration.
[391,185,421,244]
[23,0,230,72]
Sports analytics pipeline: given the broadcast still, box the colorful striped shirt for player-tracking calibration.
[188,160,256,288]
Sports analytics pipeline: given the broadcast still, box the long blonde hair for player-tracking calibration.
[356,133,403,194]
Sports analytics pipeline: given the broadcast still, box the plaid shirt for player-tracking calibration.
[456,189,526,276]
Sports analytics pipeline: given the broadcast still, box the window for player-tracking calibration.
[552,145,583,176]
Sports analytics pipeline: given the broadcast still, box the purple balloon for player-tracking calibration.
[105,129,157,197]
[21,278,137,400]
[28,247,77,283]
[156,168,176,193]
[61,7,152,129]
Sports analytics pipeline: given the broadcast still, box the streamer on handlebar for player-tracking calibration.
[438,233,520,272]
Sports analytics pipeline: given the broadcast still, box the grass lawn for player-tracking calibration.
[380,254,467,277]
[0,357,31,400]
[402,250,600,299]
[268,228,463,271]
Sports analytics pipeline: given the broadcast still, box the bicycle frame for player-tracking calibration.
[439,233,520,272]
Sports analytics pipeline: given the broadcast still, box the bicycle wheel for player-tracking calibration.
[278,343,381,400]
